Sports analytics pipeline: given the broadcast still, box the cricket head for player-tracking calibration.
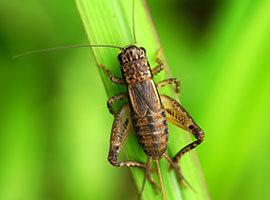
[118,45,146,65]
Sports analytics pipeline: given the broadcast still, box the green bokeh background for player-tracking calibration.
[1,0,270,200]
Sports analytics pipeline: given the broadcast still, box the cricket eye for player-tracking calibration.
[118,53,123,61]
[140,47,146,54]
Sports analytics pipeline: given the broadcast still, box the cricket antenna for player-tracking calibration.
[156,160,166,200]
[137,157,152,200]
[132,0,137,44]
[12,44,122,59]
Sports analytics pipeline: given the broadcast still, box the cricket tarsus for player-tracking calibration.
[12,44,122,59]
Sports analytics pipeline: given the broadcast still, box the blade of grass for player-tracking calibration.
[198,0,270,199]
[75,0,210,199]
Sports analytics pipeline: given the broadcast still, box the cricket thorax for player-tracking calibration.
[121,59,152,84]
[119,46,151,84]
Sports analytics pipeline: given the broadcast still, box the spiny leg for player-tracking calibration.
[147,173,159,194]
[138,157,157,200]
[163,153,183,183]
[173,130,204,165]
[157,78,180,94]
[164,154,195,192]
[107,93,127,115]
[97,63,125,84]
[160,95,204,180]
[152,47,164,76]
[108,104,158,189]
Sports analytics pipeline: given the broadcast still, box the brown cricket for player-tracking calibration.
[12,0,205,199]
[100,43,204,199]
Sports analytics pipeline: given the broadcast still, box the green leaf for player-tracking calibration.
[75,0,210,199]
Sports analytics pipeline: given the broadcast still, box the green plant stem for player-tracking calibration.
[75,0,210,199]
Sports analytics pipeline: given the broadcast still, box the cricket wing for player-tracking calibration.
[128,80,161,117]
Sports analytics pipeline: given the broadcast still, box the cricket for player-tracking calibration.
[13,0,205,199]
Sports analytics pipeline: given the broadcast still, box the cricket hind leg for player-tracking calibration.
[172,132,203,165]
[163,153,183,183]
[157,78,180,94]
[160,95,204,179]
[108,104,158,191]
[97,63,125,84]
[137,157,160,200]
[164,154,195,192]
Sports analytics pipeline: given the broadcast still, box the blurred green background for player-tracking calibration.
[1,0,270,199]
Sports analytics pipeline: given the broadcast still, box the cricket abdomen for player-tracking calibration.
[132,109,168,160]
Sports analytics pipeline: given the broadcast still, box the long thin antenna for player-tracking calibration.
[156,160,166,200]
[132,0,137,44]
[137,157,152,200]
[12,44,122,59]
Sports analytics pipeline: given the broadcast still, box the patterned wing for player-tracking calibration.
[128,80,161,117]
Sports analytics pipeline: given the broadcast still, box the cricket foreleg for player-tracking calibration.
[152,47,164,76]
[107,93,127,115]
[160,95,204,175]
[97,63,125,84]
[108,104,158,189]
[157,78,180,94]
